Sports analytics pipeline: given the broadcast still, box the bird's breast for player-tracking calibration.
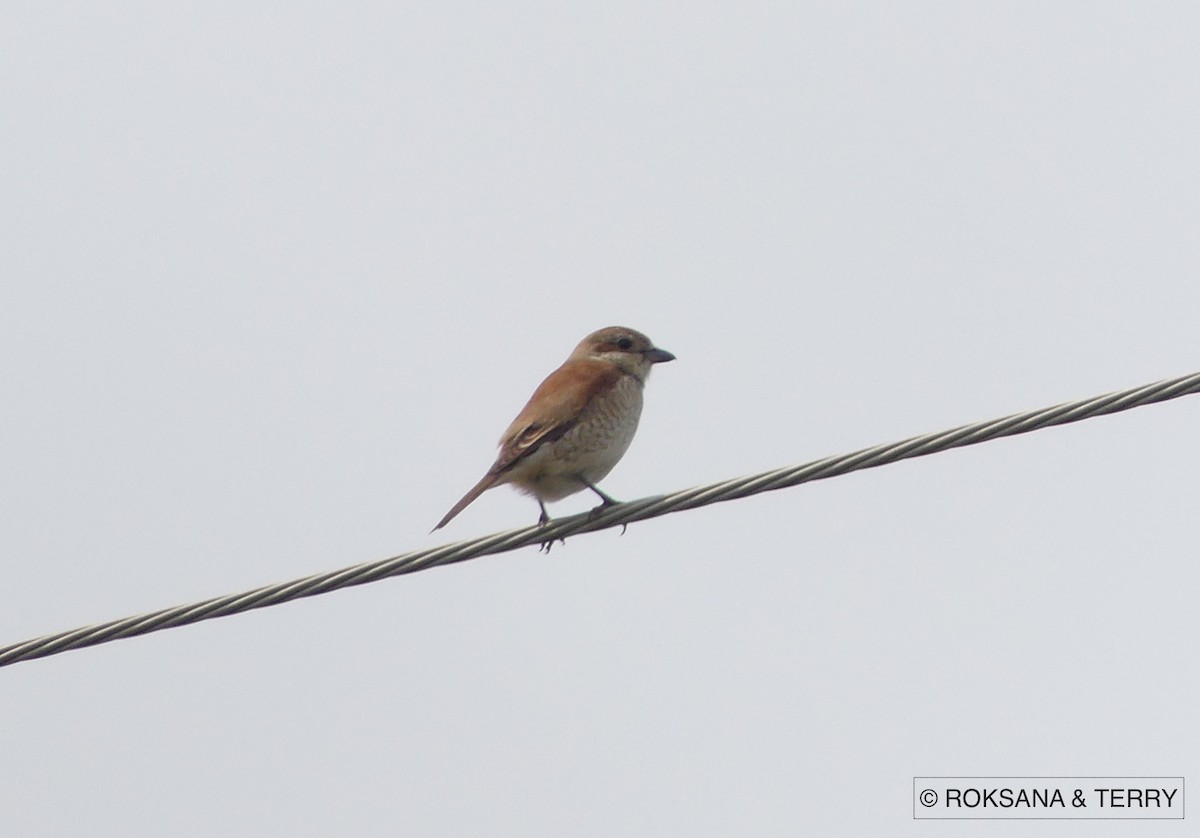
[556,375,643,459]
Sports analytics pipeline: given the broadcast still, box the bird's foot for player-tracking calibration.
[587,493,624,521]
[536,509,565,553]
[585,493,627,534]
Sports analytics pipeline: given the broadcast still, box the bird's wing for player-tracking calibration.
[432,359,621,531]
[491,359,621,476]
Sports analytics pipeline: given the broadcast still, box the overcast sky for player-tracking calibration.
[2,3,1198,835]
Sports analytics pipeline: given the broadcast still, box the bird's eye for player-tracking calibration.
[617,337,633,350]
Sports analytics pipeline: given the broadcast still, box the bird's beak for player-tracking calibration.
[644,347,675,364]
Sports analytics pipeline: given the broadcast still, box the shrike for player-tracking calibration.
[434,326,674,531]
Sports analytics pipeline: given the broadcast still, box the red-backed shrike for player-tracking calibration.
[434,326,674,531]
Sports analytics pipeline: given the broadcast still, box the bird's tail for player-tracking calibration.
[432,473,500,531]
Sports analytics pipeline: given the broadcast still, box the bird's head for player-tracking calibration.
[571,326,675,382]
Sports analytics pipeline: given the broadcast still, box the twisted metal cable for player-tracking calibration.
[3,369,1198,669]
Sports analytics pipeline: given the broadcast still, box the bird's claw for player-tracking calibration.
[538,536,566,553]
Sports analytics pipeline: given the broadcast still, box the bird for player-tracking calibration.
[433,326,674,533]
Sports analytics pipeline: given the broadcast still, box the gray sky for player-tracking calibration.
[2,2,1197,835]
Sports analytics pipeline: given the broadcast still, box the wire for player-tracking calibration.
[3,369,1198,668]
